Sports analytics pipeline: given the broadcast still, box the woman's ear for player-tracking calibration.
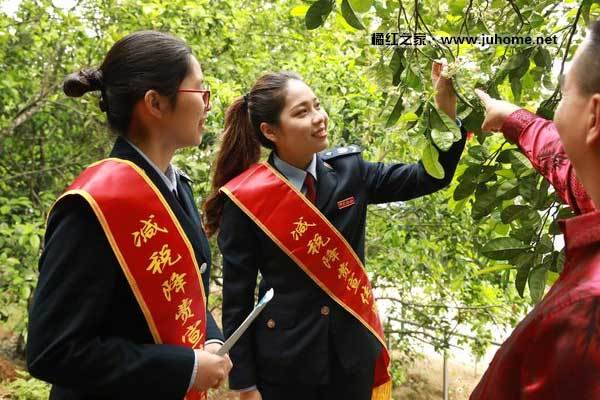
[586,94,600,148]
[143,89,167,119]
[260,122,278,144]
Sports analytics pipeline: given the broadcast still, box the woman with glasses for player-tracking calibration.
[203,64,465,400]
[26,30,232,400]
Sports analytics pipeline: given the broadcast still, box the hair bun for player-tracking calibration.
[63,68,104,97]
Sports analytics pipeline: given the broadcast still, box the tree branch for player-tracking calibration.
[2,159,84,182]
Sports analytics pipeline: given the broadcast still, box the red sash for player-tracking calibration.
[52,158,207,400]
[221,162,392,400]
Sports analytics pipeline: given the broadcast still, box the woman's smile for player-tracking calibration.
[312,126,327,139]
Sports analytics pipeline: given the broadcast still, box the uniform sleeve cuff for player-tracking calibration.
[187,350,199,392]
[500,108,538,143]
[234,385,258,392]
[205,339,225,346]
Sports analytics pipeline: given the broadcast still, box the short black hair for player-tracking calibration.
[574,20,600,95]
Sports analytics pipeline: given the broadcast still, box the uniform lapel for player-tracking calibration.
[176,174,212,265]
[175,174,196,222]
[315,154,338,211]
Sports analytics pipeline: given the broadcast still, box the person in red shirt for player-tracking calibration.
[471,21,600,399]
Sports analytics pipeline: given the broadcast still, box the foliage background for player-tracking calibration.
[0,0,596,397]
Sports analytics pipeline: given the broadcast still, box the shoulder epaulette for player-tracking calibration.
[320,145,362,161]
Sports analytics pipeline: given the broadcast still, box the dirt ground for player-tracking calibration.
[395,353,483,400]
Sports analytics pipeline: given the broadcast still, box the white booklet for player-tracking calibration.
[217,288,274,356]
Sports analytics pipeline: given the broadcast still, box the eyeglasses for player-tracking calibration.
[177,85,211,108]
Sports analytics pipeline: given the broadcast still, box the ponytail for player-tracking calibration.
[203,96,261,236]
[203,71,303,236]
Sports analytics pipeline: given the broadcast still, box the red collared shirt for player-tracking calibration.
[471,110,600,399]
[500,109,595,214]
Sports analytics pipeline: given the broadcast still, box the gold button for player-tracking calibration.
[321,306,330,316]
[267,319,276,329]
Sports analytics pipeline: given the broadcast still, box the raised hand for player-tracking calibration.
[432,58,457,120]
[475,89,521,132]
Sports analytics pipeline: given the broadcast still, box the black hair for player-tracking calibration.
[63,30,192,135]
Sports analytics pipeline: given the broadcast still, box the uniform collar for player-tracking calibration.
[272,152,317,191]
[560,211,600,254]
[122,136,178,195]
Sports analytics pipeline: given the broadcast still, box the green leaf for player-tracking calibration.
[556,250,566,274]
[341,0,366,30]
[449,0,468,13]
[518,175,541,204]
[461,108,484,135]
[403,65,422,90]
[467,145,488,161]
[142,4,158,15]
[20,285,31,299]
[459,165,481,183]
[475,264,516,275]
[385,96,404,128]
[557,206,575,219]
[500,204,531,224]
[422,142,445,180]
[533,47,552,70]
[548,219,562,235]
[496,149,515,163]
[543,251,562,273]
[30,234,40,251]
[390,48,405,86]
[535,235,554,254]
[510,151,532,177]
[429,105,462,142]
[472,185,499,220]
[431,128,454,152]
[305,0,333,29]
[510,76,522,102]
[495,168,515,179]
[496,180,519,200]
[506,52,528,71]
[481,237,531,260]
[515,265,530,298]
[349,0,373,13]
[290,5,310,17]
[513,252,535,269]
[528,267,547,303]
[534,177,551,209]
[537,98,558,120]
[399,112,418,122]
[511,227,536,243]
[453,179,477,200]
[509,58,530,80]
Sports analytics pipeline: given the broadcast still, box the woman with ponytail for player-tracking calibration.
[205,64,466,400]
[26,31,232,400]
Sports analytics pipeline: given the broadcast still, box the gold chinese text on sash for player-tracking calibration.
[51,158,207,400]
[221,162,392,400]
